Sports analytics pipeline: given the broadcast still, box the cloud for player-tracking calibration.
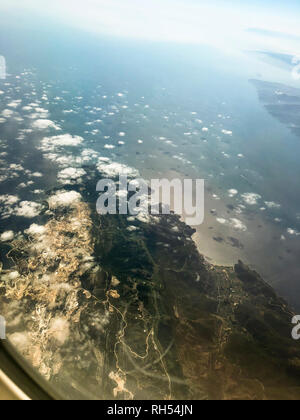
[48,190,82,209]
[14,201,43,218]
[265,201,281,209]
[9,333,30,352]
[0,197,43,219]
[7,100,22,109]
[1,109,14,118]
[229,218,247,232]
[39,134,84,152]
[0,231,15,241]
[222,129,233,136]
[28,107,49,119]
[57,167,86,184]
[25,224,47,236]
[228,189,238,197]
[32,119,61,130]
[48,318,70,345]
[97,158,139,178]
[217,217,247,232]
[287,228,300,236]
[241,193,262,206]
[216,217,227,225]
[0,195,20,206]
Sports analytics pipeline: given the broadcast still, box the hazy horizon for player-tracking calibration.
[1,0,300,55]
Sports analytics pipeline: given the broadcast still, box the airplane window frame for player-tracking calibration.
[0,340,60,401]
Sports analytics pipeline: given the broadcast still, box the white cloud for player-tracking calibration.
[216,217,227,225]
[1,109,14,118]
[9,164,24,171]
[7,100,21,109]
[31,172,43,178]
[265,201,281,209]
[32,119,61,130]
[39,134,84,152]
[81,149,99,159]
[25,224,47,236]
[0,195,20,206]
[43,153,82,168]
[127,225,138,232]
[229,218,247,232]
[97,158,139,178]
[287,228,300,236]
[48,318,70,345]
[0,231,15,241]
[222,129,233,136]
[217,217,247,231]
[9,333,30,352]
[48,190,82,209]
[28,108,49,119]
[241,193,262,206]
[14,201,43,218]
[228,189,238,197]
[2,271,20,281]
[57,167,86,184]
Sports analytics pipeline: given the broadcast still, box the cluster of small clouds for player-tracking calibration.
[2,69,300,250]
[0,155,43,186]
[172,154,192,165]
[216,217,247,232]
[38,129,141,186]
[226,189,282,212]
[0,91,57,129]
[215,185,300,241]
[0,194,43,219]
[209,188,290,236]
[57,167,87,185]
[14,201,43,218]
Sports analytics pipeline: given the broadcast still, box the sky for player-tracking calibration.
[1,0,300,54]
